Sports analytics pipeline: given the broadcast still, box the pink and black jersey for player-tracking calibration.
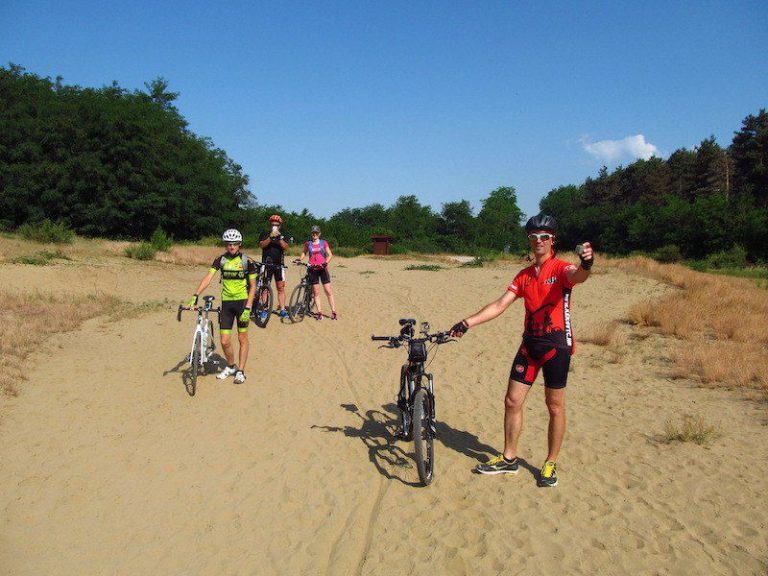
[507,257,578,352]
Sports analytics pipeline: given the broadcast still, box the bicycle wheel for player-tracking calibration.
[288,284,306,323]
[252,285,274,328]
[189,332,201,397]
[412,388,434,485]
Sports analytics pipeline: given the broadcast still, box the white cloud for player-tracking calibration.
[581,134,659,164]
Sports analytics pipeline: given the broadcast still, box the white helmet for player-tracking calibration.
[222,229,243,243]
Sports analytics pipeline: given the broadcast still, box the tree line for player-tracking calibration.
[2,64,765,262]
[0,64,250,239]
[539,110,767,262]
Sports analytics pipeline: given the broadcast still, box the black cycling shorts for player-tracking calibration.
[264,266,285,283]
[220,300,249,333]
[510,342,570,389]
[308,266,331,285]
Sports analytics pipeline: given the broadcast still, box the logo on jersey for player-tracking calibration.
[544,276,557,285]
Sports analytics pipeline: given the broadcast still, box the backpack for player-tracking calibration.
[218,253,251,284]
[306,240,328,266]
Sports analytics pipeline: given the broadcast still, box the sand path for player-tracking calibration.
[1,256,766,575]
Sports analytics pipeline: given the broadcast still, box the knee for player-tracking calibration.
[546,399,565,418]
[504,394,524,413]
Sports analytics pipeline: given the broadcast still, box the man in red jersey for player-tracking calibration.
[450,214,594,487]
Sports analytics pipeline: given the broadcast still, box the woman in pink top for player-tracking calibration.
[299,225,337,320]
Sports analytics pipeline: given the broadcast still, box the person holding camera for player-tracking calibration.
[259,214,290,318]
[449,214,594,487]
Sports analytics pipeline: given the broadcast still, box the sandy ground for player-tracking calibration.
[1,253,766,576]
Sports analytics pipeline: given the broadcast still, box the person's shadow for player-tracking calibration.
[163,353,227,396]
[313,403,526,485]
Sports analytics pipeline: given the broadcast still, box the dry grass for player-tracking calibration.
[606,256,768,391]
[662,414,720,446]
[0,290,169,397]
[579,320,621,346]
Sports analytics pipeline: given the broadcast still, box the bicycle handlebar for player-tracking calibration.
[370,331,454,345]
[177,304,220,322]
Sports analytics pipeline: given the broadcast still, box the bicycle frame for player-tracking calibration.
[178,296,219,368]
[372,320,453,485]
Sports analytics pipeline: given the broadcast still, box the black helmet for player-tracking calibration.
[525,214,557,233]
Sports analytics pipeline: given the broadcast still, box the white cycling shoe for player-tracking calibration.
[217,366,238,380]
[234,371,246,384]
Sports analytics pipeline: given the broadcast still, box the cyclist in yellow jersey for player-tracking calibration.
[185,229,257,384]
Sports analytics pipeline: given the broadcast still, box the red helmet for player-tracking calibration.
[268,214,283,224]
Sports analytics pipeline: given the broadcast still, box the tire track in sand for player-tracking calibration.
[319,277,418,576]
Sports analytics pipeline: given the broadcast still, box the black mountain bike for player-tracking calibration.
[372,319,453,486]
[250,260,286,328]
[288,260,317,323]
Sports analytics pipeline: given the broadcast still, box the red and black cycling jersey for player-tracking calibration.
[507,257,578,352]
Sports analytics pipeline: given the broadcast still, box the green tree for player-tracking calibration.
[476,186,525,251]
[730,109,768,207]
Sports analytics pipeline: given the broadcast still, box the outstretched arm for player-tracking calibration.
[451,289,518,337]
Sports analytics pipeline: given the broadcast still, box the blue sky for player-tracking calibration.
[2,1,766,219]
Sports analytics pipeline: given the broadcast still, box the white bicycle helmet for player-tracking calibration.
[222,229,243,243]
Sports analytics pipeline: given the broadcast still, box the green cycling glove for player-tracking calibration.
[239,308,251,323]
[186,295,198,308]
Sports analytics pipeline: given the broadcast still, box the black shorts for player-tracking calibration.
[220,300,249,333]
[308,266,331,285]
[509,342,571,389]
[264,266,285,283]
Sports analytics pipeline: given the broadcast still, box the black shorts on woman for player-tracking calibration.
[308,266,331,285]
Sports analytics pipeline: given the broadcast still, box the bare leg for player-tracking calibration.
[237,330,249,370]
[221,333,235,366]
[544,387,566,462]
[312,283,322,315]
[322,282,336,314]
[276,280,286,310]
[503,379,532,460]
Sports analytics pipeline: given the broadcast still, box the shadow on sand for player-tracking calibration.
[163,353,227,396]
[313,402,503,486]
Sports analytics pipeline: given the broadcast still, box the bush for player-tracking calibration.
[706,244,748,269]
[11,250,71,265]
[150,228,173,252]
[461,257,484,268]
[404,264,443,271]
[651,245,683,263]
[125,242,157,260]
[17,220,75,244]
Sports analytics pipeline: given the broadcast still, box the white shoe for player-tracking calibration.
[217,366,237,380]
[234,370,246,384]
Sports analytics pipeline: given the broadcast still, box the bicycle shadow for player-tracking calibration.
[163,353,228,396]
[313,403,420,487]
[313,403,502,485]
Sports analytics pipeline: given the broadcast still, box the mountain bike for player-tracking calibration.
[288,260,318,323]
[250,260,286,328]
[372,319,454,486]
[177,295,220,396]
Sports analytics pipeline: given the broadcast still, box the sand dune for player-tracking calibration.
[1,254,766,575]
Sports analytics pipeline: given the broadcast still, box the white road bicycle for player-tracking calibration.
[177,295,220,396]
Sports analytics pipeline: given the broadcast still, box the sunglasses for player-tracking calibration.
[311,231,320,235]
[225,242,241,247]
[527,233,553,241]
